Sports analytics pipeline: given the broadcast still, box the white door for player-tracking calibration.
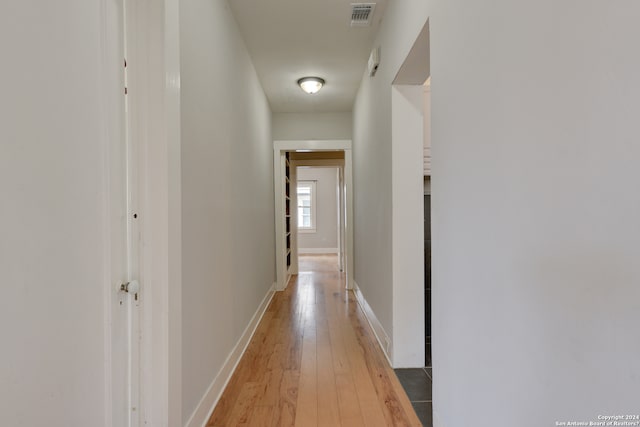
[104,0,140,425]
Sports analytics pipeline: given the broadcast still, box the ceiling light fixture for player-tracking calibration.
[297,77,325,94]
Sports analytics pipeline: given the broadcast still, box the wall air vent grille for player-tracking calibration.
[350,3,376,27]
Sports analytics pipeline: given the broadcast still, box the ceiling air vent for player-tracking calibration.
[350,3,376,27]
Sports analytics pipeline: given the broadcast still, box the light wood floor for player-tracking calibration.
[207,254,422,427]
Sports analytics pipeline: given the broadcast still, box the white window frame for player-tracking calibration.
[297,180,317,233]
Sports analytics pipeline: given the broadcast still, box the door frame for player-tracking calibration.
[290,161,345,272]
[101,0,130,424]
[123,0,142,423]
[273,140,354,291]
[387,19,429,368]
[106,0,183,425]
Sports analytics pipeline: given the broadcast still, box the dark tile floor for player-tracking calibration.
[394,367,432,427]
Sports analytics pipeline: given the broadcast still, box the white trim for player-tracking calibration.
[297,180,317,232]
[293,159,346,168]
[184,284,276,427]
[124,0,142,418]
[298,248,339,254]
[274,139,352,152]
[336,168,343,272]
[391,84,426,368]
[298,228,317,234]
[352,281,393,366]
[127,0,182,425]
[344,150,354,290]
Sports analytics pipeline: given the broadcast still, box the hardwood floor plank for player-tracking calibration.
[223,382,262,427]
[274,370,298,426]
[322,286,366,426]
[347,292,422,427]
[334,372,366,427]
[294,312,317,427]
[245,405,275,427]
[261,368,284,408]
[341,312,389,427]
[315,301,342,426]
[206,255,422,427]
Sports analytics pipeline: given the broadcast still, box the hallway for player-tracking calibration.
[207,255,421,426]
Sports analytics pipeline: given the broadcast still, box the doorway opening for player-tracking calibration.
[273,140,353,292]
[423,77,432,367]
[390,17,432,427]
[295,166,342,275]
[391,17,430,366]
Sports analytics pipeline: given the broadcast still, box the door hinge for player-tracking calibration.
[124,58,128,96]
[120,280,140,300]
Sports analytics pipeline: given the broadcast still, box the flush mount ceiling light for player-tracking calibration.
[297,77,325,94]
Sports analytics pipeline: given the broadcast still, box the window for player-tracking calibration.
[297,181,316,232]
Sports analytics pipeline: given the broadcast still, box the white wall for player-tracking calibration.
[356,0,640,426]
[430,1,640,426]
[0,1,117,425]
[352,1,430,363]
[297,167,339,252]
[180,0,275,423]
[391,85,425,367]
[273,112,352,140]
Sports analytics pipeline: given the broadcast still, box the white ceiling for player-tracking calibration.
[229,0,387,113]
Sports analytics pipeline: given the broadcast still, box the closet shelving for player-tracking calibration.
[285,152,292,272]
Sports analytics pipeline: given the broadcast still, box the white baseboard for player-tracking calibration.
[298,247,338,254]
[352,281,393,366]
[184,283,276,427]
